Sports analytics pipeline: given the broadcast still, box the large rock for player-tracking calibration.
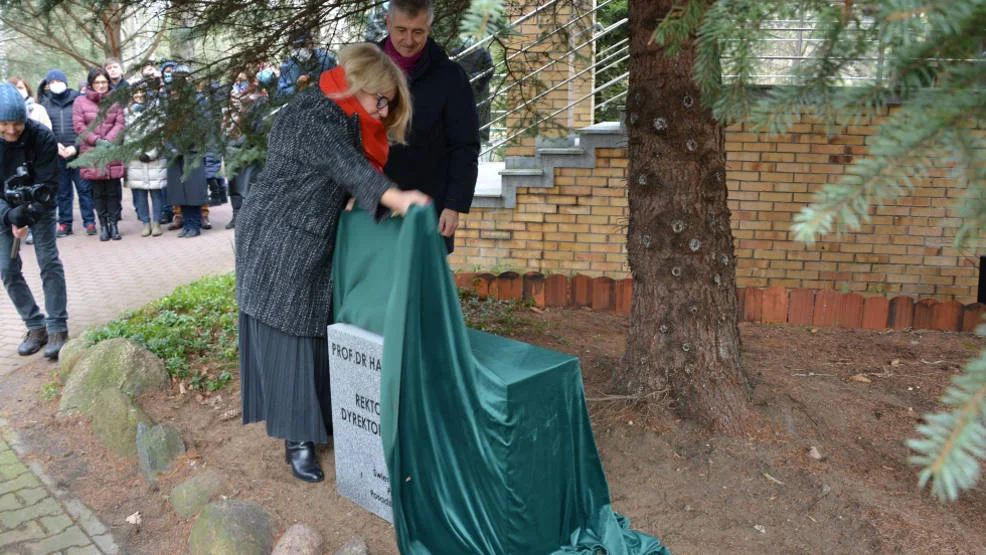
[90,389,154,457]
[59,337,169,416]
[272,523,323,555]
[136,422,186,483]
[56,337,89,381]
[189,500,276,555]
[171,470,225,518]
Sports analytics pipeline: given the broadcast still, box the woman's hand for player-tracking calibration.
[380,189,431,217]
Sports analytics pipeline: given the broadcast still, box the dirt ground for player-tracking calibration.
[2,308,985,554]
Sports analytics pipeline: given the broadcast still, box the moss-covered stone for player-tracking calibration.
[59,338,169,416]
[90,389,154,457]
[136,423,185,484]
[170,469,224,519]
[56,337,88,382]
[189,500,276,555]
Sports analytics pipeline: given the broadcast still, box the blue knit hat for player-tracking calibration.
[45,69,68,84]
[0,83,27,123]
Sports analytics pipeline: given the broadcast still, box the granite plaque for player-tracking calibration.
[327,323,392,523]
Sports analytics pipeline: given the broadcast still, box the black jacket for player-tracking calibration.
[40,89,82,149]
[235,87,394,337]
[380,38,480,226]
[0,120,59,225]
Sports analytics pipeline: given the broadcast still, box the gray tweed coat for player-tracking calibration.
[235,87,393,337]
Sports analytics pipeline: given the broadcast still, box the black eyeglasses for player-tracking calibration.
[375,93,390,110]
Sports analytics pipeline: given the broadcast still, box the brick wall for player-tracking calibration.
[450,111,986,303]
[453,147,629,275]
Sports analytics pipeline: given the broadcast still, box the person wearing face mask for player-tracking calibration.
[236,43,430,483]
[378,0,481,254]
[225,68,269,229]
[275,31,337,99]
[72,67,126,241]
[39,69,97,238]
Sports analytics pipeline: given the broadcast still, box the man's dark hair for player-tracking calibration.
[388,0,434,24]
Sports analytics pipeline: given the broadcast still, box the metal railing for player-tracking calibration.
[452,0,629,161]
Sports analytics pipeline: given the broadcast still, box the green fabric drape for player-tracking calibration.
[332,206,670,555]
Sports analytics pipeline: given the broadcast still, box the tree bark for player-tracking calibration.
[619,0,755,434]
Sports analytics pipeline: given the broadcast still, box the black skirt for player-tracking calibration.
[239,311,332,443]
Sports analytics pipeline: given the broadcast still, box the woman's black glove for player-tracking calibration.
[4,203,44,227]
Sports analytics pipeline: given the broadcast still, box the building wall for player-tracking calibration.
[449,113,985,302]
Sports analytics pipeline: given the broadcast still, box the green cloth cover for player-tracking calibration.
[332,206,670,554]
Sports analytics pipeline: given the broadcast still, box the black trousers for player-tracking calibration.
[91,179,122,221]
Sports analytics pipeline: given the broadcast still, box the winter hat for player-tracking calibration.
[0,82,27,123]
[45,69,68,84]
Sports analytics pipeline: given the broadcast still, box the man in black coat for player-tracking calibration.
[379,0,480,253]
[0,82,69,359]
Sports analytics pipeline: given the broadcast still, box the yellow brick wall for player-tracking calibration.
[450,112,986,303]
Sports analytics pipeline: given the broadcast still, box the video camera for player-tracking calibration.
[3,165,52,207]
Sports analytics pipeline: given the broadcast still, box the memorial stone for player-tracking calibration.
[327,323,392,523]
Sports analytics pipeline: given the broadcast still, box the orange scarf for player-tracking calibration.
[319,66,389,171]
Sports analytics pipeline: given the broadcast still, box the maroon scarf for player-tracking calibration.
[384,37,426,75]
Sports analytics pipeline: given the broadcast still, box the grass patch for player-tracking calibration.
[40,380,60,401]
[83,273,239,390]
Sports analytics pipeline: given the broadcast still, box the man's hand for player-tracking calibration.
[4,204,40,228]
[11,225,29,239]
[296,74,311,89]
[438,209,460,237]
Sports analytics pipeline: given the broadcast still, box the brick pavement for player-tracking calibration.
[0,201,237,553]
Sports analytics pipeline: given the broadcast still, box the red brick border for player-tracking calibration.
[452,272,985,332]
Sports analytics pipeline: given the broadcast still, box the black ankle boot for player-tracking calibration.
[98,217,110,242]
[109,219,121,240]
[285,441,323,483]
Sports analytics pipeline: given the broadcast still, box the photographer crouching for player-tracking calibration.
[0,82,68,359]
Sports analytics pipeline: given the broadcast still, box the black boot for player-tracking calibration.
[109,218,122,240]
[285,441,323,483]
[44,331,68,359]
[17,328,47,356]
[98,217,110,242]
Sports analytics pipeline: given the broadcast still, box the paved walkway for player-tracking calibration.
[0,201,237,553]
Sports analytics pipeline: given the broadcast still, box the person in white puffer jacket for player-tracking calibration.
[124,85,167,237]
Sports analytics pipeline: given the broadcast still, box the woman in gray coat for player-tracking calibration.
[235,43,429,483]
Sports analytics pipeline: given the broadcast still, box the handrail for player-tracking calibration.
[479,45,629,133]
[453,0,621,60]
[480,47,630,134]
[475,18,628,108]
[482,71,629,158]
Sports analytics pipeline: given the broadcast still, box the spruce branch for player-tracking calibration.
[907,350,986,502]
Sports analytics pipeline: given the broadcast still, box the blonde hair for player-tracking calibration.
[337,43,411,144]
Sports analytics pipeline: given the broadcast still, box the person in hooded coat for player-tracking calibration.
[40,69,96,237]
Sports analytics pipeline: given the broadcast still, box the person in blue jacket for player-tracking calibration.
[275,31,337,98]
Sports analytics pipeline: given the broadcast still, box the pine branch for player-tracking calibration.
[907,350,986,502]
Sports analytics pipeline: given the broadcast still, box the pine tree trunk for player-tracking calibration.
[618,0,754,433]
